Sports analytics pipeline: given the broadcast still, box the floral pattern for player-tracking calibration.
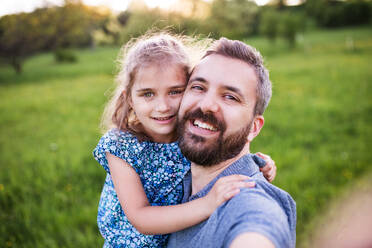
[93,129,190,247]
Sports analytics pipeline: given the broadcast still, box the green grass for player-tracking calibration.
[0,26,371,247]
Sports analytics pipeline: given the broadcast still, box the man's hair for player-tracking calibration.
[202,38,272,115]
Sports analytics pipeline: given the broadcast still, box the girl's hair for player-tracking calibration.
[101,31,210,140]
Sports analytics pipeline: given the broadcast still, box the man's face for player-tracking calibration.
[178,54,260,166]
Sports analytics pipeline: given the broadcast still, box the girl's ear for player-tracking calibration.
[122,90,132,106]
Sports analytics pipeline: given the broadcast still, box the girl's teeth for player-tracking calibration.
[156,116,171,120]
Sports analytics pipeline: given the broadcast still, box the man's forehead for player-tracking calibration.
[190,54,258,90]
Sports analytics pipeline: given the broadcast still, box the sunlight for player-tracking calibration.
[144,0,178,9]
[83,0,129,12]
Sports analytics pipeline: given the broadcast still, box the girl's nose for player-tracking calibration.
[155,97,171,113]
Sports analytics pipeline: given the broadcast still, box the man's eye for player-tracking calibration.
[191,85,203,91]
[143,92,154,98]
[224,94,239,102]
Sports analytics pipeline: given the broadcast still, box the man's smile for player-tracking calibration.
[187,118,220,137]
[192,119,218,131]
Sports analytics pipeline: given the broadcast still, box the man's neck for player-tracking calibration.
[190,144,250,195]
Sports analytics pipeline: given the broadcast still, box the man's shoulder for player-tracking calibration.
[227,178,296,229]
[220,180,292,218]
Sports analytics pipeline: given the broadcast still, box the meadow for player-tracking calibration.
[0,26,371,247]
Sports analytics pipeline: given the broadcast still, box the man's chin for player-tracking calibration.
[186,131,218,147]
[178,122,251,166]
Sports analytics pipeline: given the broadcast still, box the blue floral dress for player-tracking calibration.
[93,129,190,248]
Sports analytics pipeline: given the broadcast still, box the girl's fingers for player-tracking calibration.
[223,181,254,191]
[265,167,276,182]
[260,165,271,173]
[213,175,255,200]
[256,152,270,159]
[245,181,256,187]
[220,181,255,196]
[223,181,256,199]
[262,168,273,180]
[223,174,251,182]
[224,188,240,200]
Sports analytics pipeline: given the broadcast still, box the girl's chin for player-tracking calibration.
[149,129,177,143]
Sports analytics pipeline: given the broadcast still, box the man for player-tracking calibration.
[167,38,296,248]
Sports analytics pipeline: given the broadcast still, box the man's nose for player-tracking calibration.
[155,97,171,113]
[199,94,219,113]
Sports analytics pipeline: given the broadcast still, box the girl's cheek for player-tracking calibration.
[174,98,183,110]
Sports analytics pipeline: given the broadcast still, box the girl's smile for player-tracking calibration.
[151,115,177,124]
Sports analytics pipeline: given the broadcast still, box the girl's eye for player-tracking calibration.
[143,92,154,98]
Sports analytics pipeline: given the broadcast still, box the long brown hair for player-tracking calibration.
[101,31,210,141]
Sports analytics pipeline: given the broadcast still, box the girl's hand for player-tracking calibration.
[203,175,256,214]
[256,152,277,182]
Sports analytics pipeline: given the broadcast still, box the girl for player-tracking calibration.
[93,32,276,247]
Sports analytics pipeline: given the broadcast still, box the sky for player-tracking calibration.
[0,0,280,17]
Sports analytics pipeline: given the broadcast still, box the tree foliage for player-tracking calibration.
[208,0,260,39]
[278,12,305,47]
[0,12,46,73]
[260,9,280,42]
[0,2,107,73]
[2,0,371,74]
[306,0,371,27]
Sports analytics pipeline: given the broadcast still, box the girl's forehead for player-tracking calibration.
[132,64,187,90]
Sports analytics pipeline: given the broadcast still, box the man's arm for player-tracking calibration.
[230,233,275,248]
[223,184,295,248]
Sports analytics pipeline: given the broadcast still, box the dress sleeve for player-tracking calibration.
[93,129,143,174]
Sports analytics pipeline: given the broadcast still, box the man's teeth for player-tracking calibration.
[193,120,217,131]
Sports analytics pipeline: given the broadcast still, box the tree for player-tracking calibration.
[260,9,280,43]
[0,2,107,73]
[0,13,46,73]
[208,0,259,39]
[278,12,305,48]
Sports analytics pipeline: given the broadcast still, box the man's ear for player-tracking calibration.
[247,115,264,142]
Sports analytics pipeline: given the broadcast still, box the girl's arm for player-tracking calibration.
[107,153,254,235]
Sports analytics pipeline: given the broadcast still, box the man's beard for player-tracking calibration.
[177,108,252,166]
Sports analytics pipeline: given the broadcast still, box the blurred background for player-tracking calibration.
[0,0,371,247]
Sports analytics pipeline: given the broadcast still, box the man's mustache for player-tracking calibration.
[180,108,226,133]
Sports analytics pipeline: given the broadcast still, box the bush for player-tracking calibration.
[343,0,371,26]
[54,49,77,63]
[306,0,371,27]
[278,12,306,47]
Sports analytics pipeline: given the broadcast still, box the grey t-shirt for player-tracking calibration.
[167,154,296,248]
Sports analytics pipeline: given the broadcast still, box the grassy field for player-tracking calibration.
[0,26,371,247]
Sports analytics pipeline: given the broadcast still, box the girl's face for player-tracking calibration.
[130,64,187,143]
